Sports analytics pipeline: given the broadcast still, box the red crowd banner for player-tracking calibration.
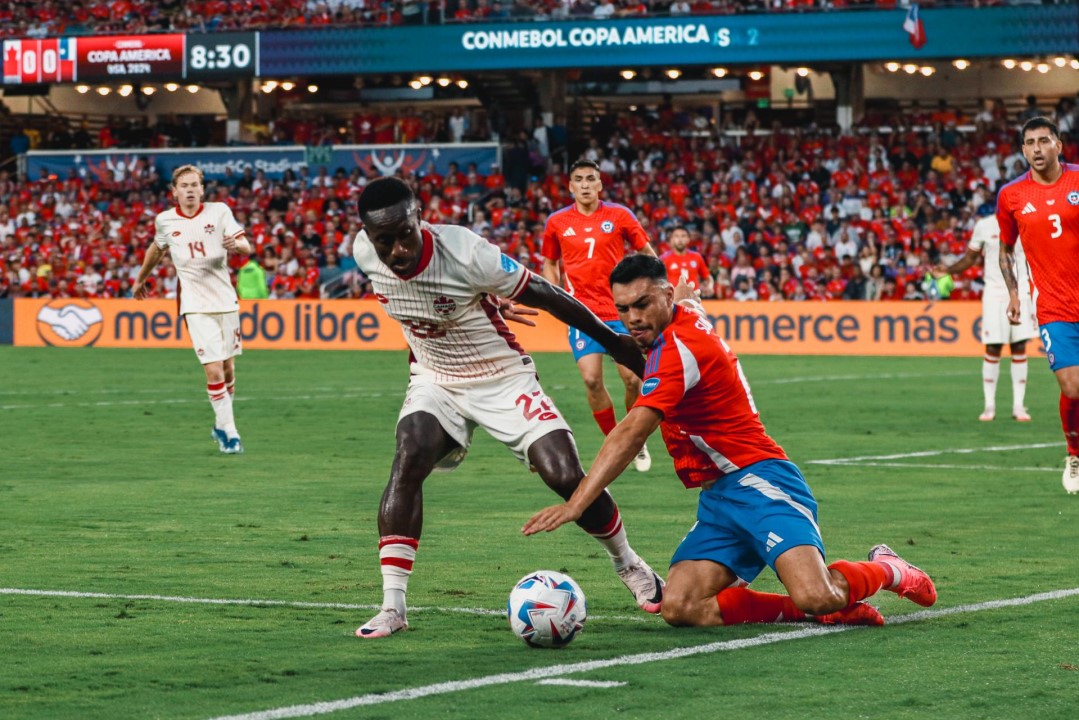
[11,298,1033,358]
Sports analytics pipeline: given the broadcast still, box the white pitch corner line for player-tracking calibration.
[205,587,1079,720]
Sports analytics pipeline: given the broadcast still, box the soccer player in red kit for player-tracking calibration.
[997,117,1079,493]
[525,256,938,628]
[542,159,658,471]
[660,225,715,298]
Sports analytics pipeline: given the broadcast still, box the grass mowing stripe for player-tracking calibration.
[204,587,1079,720]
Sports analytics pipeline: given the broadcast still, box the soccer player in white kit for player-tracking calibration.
[352,177,665,638]
[133,165,252,453]
[936,208,1036,421]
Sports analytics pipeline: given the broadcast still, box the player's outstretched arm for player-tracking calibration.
[516,273,645,377]
[523,406,662,535]
[513,274,638,377]
[937,248,980,277]
[132,243,167,299]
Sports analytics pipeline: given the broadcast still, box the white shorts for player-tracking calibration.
[185,312,243,364]
[982,297,1036,345]
[399,371,572,470]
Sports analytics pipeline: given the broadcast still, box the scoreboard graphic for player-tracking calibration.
[2,33,258,84]
[3,37,77,84]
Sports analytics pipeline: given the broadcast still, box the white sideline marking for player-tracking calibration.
[818,462,1058,473]
[0,371,960,408]
[807,443,1065,473]
[206,587,1079,720]
[757,371,968,386]
[536,679,626,688]
[0,587,650,623]
[811,442,1061,464]
[0,391,399,411]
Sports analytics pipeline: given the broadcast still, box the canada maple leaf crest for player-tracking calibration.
[432,295,456,315]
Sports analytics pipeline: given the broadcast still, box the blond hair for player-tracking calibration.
[171,164,204,187]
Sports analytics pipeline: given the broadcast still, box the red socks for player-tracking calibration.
[717,586,806,625]
[592,406,617,436]
[829,560,892,603]
[1060,395,1079,455]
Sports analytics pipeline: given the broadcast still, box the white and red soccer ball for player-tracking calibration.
[507,570,586,648]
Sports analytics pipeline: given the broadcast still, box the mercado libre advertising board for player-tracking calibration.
[2,32,258,84]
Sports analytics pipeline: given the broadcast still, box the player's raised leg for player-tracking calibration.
[529,430,664,613]
[356,412,459,638]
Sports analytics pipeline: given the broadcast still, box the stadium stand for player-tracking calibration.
[3,95,1076,302]
[1,1,1076,302]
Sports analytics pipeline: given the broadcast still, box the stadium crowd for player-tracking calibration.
[2,97,1076,303]
[1,0,1024,38]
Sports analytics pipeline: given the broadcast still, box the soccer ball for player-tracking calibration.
[507,570,586,648]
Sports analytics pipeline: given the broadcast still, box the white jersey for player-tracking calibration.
[154,202,243,315]
[968,215,1029,301]
[354,222,533,383]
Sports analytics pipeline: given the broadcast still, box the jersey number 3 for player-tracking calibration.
[1049,213,1062,239]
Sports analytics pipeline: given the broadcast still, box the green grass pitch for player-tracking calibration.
[2,346,1077,719]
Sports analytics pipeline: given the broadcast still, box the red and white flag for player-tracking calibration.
[903,5,927,50]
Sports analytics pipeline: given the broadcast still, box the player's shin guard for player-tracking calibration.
[717,586,806,624]
[378,535,418,614]
[1061,395,1079,456]
[592,406,617,436]
[207,381,235,434]
[982,355,1000,412]
[828,560,890,605]
[1011,355,1027,411]
[584,506,635,570]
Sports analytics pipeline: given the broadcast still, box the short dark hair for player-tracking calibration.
[610,254,667,287]
[569,158,601,175]
[357,177,414,217]
[1021,116,1059,141]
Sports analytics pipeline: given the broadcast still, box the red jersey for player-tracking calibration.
[541,201,651,320]
[997,163,1079,324]
[634,305,787,489]
[660,250,711,291]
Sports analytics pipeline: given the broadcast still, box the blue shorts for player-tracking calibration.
[670,459,825,584]
[568,320,628,361]
[1039,322,1079,372]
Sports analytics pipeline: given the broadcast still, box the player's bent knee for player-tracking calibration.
[660,596,696,627]
[659,586,706,626]
[1060,379,1079,400]
[789,584,847,616]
